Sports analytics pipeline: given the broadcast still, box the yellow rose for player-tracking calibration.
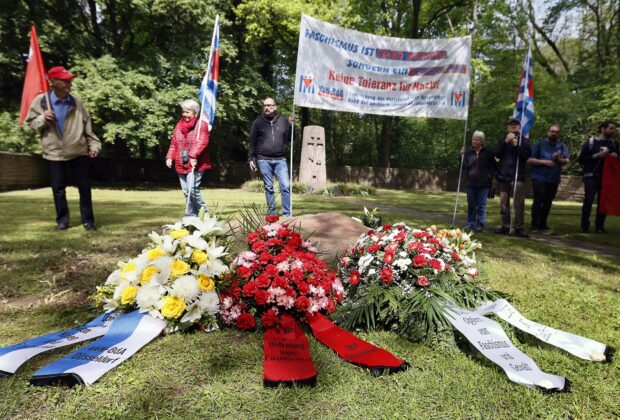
[198,275,215,292]
[161,295,186,319]
[171,229,190,240]
[121,285,138,305]
[140,265,160,285]
[170,259,190,277]
[192,250,208,265]
[146,247,165,260]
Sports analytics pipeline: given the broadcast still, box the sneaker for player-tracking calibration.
[595,228,606,234]
[514,229,529,238]
[494,227,509,234]
[474,226,484,232]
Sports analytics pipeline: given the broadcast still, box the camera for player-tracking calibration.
[181,150,189,164]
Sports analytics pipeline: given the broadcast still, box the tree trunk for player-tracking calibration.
[411,0,422,38]
[378,117,392,168]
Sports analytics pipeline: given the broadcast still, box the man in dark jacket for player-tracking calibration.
[494,117,532,237]
[528,124,570,232]
[578,120,618,233]
[460,130,496,231]
[248,97,295,216]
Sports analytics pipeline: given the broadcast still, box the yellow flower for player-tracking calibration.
[171,229,190,240]
[192,250,208,265]
[170,259,190,277]
[161,295,186,319]
[121,285,138,305]
[140,265,160,285]
[146,247,165,260]
[198,275,216,292]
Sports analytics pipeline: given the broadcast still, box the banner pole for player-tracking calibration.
[289,104,296,217]
[510,46,530,235]
[452,118,469,226]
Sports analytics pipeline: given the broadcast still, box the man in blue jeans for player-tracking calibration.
[248,97,295,216]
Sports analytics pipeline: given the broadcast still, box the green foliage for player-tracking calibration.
[0,112,39,153]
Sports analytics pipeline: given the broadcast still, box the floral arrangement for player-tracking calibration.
[91,214,231,330]
[220,215,345,330]
[337,223,494,339]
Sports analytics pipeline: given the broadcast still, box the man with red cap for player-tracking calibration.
[25,66,101,231]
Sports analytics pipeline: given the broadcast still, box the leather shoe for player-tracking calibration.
[83,223,97,231]
[513,229,529,238]
[56,223,69,231]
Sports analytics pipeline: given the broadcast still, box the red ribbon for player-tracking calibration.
[307,313,409,376]
[263,313,317,387]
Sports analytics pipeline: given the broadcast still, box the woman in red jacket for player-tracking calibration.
[166,99,212,216]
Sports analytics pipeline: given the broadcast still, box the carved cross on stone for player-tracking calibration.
[299,125,327,190]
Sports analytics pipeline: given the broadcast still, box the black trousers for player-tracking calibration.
[47,156,94,226]
[531,180,559,229]
[581,176,605,230]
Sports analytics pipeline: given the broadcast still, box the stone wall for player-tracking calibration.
[0,153,585,201]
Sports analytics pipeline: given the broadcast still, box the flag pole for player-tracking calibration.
[289,104,295,216]
[452,118,469,227]
[509,46,530,235]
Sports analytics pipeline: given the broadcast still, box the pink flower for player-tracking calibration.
[416,276,429,287]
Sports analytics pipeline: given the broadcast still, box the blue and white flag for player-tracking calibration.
[0,311,122,376]
[198,15,220,131]
[512,47,534,138]
[30,310,165,386]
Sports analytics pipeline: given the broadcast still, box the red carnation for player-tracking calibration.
[267,238,284,247]
[383,251,395,264]
[367,243,381,253]
[261,309,279,328]
[413,255,428,267]
[247,232,260,244]
[429,259,444,271]
[326,299,336,313]
[242,281,258,297]
[258,252,273,265]
[254,289,269,305]
[394,231,406,242]
[266,215,279,223]
[295,296,310,311]
[236,266,253,279]
[383,224,392,230]
[416,275,430,287]
[256,273,271,289]
[451,250,461,261]
[236,312,256,330]
[380,267,394,284]
[251,241,268,253]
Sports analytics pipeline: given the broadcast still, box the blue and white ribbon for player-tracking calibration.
[30,310,165,386]
[0,311,122,376]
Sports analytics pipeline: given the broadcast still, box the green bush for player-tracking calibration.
[0,112,40,153]
[242,180,375,196]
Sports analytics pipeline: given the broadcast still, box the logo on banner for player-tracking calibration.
[450,90,466,107]
[299,75,315,94]
[318,85,344,100]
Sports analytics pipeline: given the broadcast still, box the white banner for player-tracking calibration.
[472,299,608,362]
[30,310,165,386]
[446,305,566,391]
[0,311,122,376]
[294,14,471,120]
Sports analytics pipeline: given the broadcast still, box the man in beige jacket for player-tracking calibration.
[26,66,101,230]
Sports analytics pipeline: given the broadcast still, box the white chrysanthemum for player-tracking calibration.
[195,291,220,315]
[358,254,374,273]
[394,258,412,270]
[103,298,119,311]
[136,284,163,315]
[170,275,200,301]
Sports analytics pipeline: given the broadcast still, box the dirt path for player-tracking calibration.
[344,198,620,260]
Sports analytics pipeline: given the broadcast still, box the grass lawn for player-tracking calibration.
[0,186,618,418]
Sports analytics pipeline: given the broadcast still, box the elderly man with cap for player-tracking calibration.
[493,117,532,237]
[25,66,101,231]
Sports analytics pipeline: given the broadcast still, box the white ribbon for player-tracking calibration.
[472,299,608,362]
[446,305,566,391]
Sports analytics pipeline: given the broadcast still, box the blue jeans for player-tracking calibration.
[178,171,207,216]
[257,159,291,216]
[466,187,490,229]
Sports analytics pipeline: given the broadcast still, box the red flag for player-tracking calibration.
[19,26,49,126]
[600,155,620,216]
